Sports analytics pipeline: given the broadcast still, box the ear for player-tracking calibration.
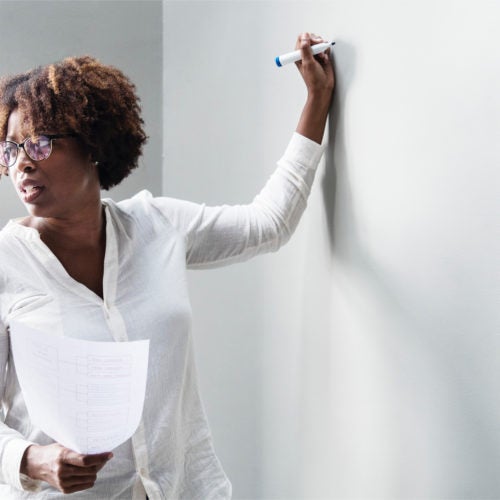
[87,153,99,168]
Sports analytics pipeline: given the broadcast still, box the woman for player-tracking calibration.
[0,33,334,498]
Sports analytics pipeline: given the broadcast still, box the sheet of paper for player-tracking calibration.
[9,321,149,454]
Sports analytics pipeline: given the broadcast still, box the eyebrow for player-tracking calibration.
[4,135,36,142]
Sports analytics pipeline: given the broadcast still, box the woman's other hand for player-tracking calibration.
[20,443,113,494]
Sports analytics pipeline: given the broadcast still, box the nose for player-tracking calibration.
[13,146,36,173]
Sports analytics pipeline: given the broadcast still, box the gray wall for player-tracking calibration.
[0,0,162,227]
[164,1,500,499]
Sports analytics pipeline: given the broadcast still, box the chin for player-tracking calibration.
[18,192,57,218]
[23,206,44,218]
[22,202,53,219]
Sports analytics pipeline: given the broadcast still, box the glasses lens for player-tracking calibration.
[26,136,52,161]
[0,141,17,167]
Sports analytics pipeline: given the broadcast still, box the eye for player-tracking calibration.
[1,142,16,164]
[3,142,16,154]
[31,136,51,148]
[27,136,52,160]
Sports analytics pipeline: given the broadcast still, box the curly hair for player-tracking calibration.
[0,56,148,189]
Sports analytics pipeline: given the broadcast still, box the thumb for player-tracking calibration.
[63,449,112,467]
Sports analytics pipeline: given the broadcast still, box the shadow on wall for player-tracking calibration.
[324,39,357,258]
[304,38,500,497]
[296,40,360,495]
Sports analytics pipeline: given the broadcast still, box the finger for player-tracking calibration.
[295,31,317,50]
[310,33,325,45]
[59,480,96,495]
[61,474,97,487]
[318,51,331,66]
[95,461,108,473]
[63,449,112,468]
[79,452,113,468]
[298,33,314,65]
[60,464,100,477]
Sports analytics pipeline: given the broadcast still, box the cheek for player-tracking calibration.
[6,168,17,185]
[58,162,98,193]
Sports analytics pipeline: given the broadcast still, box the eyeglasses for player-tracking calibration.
[0,134,76,168]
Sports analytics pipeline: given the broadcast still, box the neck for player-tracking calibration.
[33,202,105,250]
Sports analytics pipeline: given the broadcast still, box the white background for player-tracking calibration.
[1,1,499,498]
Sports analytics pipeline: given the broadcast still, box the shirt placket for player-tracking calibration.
[101,205,162,500]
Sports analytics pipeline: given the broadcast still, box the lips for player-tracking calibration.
[18,180,45,203]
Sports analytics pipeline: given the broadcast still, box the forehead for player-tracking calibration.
[6,109,26,140]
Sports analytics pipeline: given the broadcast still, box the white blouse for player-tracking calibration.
[0,132,324,499]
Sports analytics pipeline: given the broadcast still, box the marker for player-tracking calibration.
[275,41,335,67]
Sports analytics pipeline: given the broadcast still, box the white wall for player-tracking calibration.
[0,0,162,227]
[164,1,500,499]
[2,1,499,498]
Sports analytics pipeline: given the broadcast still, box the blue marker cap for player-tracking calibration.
[275,56,282,67]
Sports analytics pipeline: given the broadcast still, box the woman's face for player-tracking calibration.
[6,108,101,219]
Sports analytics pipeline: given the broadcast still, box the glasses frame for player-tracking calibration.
[0,133,77,168]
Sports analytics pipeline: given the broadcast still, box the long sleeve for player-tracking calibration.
[0,276,41,493]
[150,132,325,269]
